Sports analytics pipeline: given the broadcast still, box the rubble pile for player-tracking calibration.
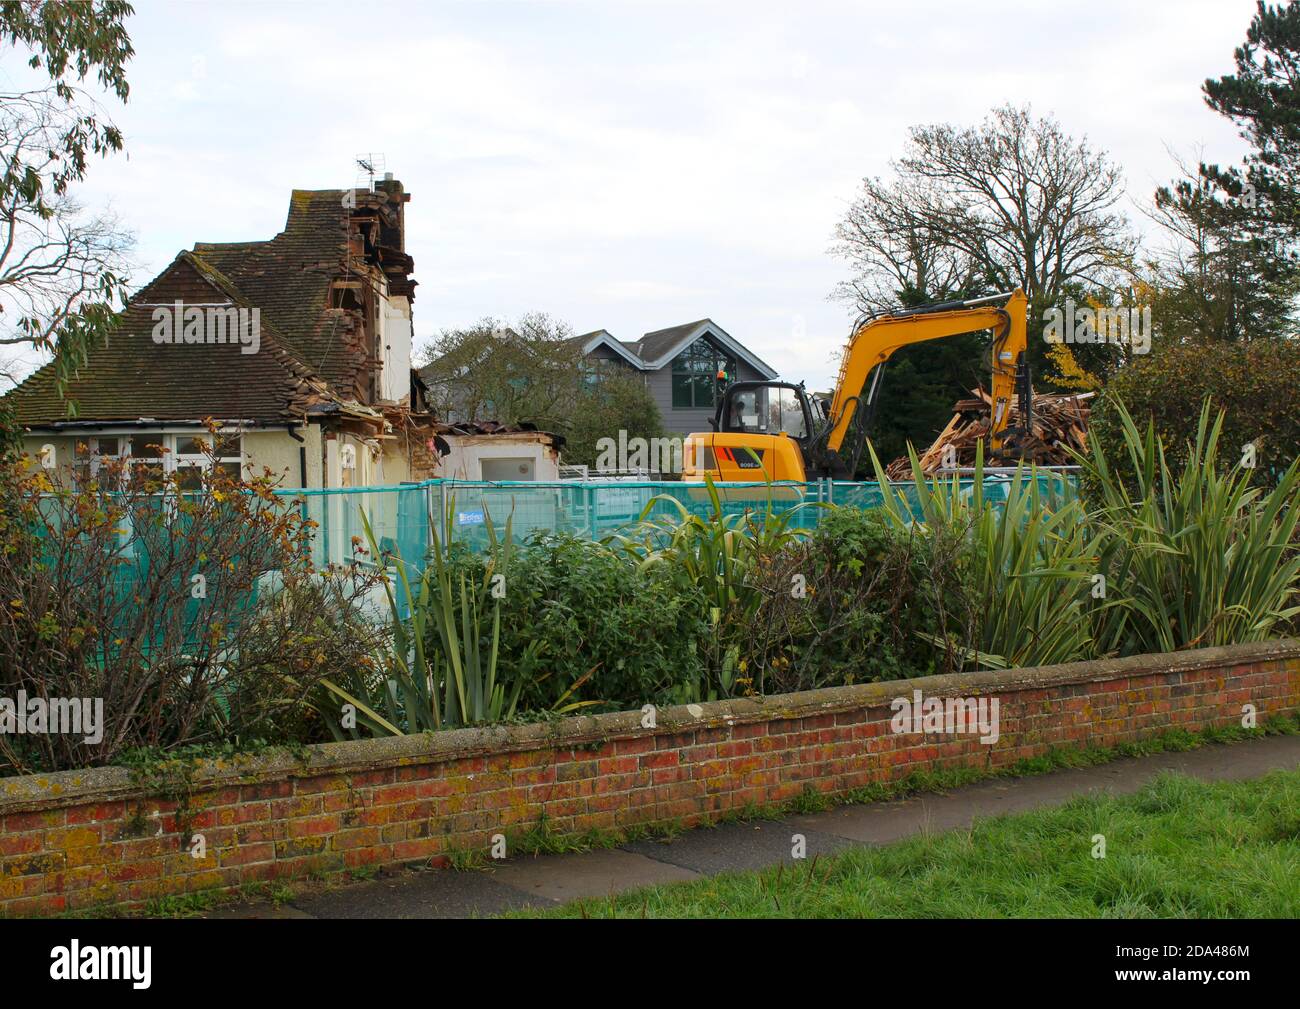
[884,389,1093,479]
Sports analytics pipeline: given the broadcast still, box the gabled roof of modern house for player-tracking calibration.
[4,185,412,430]
[572,329,644,368]
[575,319,778,379]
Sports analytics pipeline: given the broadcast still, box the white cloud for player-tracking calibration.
[51,0,1265,390]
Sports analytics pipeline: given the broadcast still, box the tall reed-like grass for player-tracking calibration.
[1082,400,1300,654]
[868,442,1097,669]
[317,501,591,737]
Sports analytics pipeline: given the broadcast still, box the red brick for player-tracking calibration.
[286,815,342,838]
[0,832,43,858]
[242,780,293,801]
[4,810,64,832]
[65,802,125,825]
[613,735,655,756]
[219,843,276,867]
[393,838,443,861]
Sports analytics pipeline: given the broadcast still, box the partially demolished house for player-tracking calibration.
[5,178,439,489]
[430,421,564,481]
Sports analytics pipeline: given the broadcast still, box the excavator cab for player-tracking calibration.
[682,380,821,485]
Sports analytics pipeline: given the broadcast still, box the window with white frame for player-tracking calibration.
[173,433,242,489]
[77,431,243,489]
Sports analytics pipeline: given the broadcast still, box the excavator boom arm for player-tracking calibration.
[825,289,1028,455]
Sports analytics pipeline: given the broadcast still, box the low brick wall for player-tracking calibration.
[3,640,1298,917]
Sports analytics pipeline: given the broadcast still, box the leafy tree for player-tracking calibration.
[852,326,986,473]
[1130,3,1300,345]
[1089,339,1300,490]
[1142,155,1299,344]
[1201,0,1300,237]
[418,313,665,466]
[564,367,664,468]
[0,1,135,407]
[419,313,586,431]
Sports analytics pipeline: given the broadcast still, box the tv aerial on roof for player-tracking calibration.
[355,153,387,190]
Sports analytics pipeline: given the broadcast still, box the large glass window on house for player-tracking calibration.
[671,340,737,409]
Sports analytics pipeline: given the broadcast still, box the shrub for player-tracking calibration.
[1083,400,1300,654]
[485,532,714,710]
[741,506,975,691]
[1089,341,1300,492]
[870,444,1098,670]
[224,569,389,744]
[325,517,713,733]
[0,446,381,774]
[607,479,820,698]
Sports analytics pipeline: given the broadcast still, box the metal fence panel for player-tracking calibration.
[273,474,1076,561]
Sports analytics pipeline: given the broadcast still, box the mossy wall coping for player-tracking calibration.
[3,639,1297,814]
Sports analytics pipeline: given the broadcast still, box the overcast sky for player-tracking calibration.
[4,0,1263,389]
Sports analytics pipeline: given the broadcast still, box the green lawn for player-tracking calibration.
[513,769,1300,918]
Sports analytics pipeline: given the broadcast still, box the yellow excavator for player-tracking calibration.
[682,288,1031,485]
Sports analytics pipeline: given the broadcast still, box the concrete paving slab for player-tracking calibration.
[621,820,854,875]
[285,867,547,919]
[791,733,1300,845]
[488,847,700,903]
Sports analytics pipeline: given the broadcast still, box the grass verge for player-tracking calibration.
[510,767,1300,918]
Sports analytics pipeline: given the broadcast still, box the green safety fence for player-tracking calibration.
[32,474,1079,576]
[26,473,1076,636]
[273,472,1079,563]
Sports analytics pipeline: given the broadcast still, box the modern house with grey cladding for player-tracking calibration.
[577,320,778,434]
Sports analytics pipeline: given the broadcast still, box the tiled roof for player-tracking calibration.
[6,252,370,429]
[576,319,779,379]
[192,189,356,391]
[632,319,712,361]
[6,186,413,429]
[188,240,259,277]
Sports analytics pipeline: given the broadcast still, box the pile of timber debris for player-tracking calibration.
[884,389,1093,479]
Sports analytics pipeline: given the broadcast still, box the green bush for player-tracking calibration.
[1089,341,1300,493]
[0,451,380,775]
[564,369,666,469]
[445,532,714,712]
[607,479,821,699]
[740,506,975,691]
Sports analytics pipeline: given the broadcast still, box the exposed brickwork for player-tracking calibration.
[2,641,1297,917]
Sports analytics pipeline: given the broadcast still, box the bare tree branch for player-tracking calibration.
[832,105,1135,316]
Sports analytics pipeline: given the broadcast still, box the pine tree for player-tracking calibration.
[1202,0,1300,235]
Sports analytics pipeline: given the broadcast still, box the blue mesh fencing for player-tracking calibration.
[29,474,1077,636]
[281,483,431,570]
[274,473,1079,564]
